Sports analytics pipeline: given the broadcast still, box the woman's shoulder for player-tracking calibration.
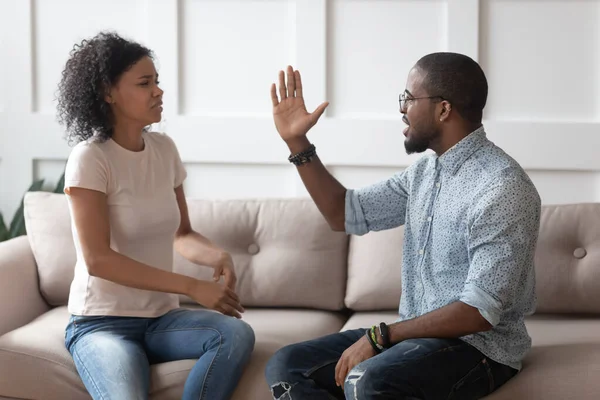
[68,138,108,162]
[144,131,179,151]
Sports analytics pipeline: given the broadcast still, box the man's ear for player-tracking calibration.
[439,101,452,122]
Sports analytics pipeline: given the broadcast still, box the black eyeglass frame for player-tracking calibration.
[399,90,446,110]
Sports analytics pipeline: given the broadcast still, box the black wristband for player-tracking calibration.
[288,144,317,166]
[365,329,382,354]
[379,322,391,348]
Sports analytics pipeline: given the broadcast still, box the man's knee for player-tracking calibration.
[344,364,373,399]
[344,363,414,400]
[265,344,297,384]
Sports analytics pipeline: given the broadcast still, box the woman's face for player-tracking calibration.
[106,56,163,128]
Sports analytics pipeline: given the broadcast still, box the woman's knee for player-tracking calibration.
[221,317,255,356]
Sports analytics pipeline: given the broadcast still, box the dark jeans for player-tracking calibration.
[265,328,517,400]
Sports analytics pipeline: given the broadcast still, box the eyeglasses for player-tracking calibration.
[399,91,445,111]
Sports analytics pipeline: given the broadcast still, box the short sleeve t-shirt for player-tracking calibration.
[64,131,187,317]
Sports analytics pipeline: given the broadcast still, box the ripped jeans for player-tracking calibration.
[265,329,517,400]
[65,308,255,400]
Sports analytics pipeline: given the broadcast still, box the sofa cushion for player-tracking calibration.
[0,306,347,400]
[23,192,76,306]
[174,198,349,310]
[23,193,349,310]
[229,308,347,400]
[483,315,600,399]
[340,311,400,331]
[345,227,403,311]
[534,203,600,314]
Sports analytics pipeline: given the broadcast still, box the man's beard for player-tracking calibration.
[404,133,430,154]
[403,121,439,155]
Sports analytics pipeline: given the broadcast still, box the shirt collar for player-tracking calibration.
[436,126,488,175]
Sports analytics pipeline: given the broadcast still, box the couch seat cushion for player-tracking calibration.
[484,315,600,399]
[340,313,600,400]
[341,311,400,331]
[0,306,347,400]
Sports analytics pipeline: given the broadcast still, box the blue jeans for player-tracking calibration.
[65,308,255,400]
[265,329,517,400]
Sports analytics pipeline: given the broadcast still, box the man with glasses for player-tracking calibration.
[265,52,540,399]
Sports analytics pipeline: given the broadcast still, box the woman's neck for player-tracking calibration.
[112,124,145,152]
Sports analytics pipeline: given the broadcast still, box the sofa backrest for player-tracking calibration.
[345,203,600,314]
[533,203,600,314]
[23,192,349,311]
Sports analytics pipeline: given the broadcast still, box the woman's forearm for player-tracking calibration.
[87,249,197,295]
[174,230,227,268]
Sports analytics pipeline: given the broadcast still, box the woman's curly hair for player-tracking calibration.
[56,31,153,145]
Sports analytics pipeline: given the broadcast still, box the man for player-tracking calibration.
[265,52,541,400]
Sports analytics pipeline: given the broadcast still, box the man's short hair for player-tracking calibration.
[416,52,488,124]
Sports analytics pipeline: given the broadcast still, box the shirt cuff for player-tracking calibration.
[344,189,369,236]
[460,283,502,327]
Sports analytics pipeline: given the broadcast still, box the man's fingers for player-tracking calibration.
[270,83,279,107]
[334,359,341,387]
[286,65,295,98]
[311,102,329,124]
[294,70,303,98]
[278,70,287,100]
[335,357,347,388]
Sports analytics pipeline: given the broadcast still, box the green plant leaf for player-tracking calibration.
[9,179,45,239]
[0,212,9,242]
[54,171,65,194]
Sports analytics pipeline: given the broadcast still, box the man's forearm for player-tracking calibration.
[386,302,492,345]
[286,137,347,231]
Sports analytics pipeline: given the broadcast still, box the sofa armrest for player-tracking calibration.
[0,236,49,336]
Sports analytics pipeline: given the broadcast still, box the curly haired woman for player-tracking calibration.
[57,31,255,400]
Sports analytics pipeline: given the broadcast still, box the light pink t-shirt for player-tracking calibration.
[64,131,187,317]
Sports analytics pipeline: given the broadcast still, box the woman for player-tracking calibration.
[57,31,255,400]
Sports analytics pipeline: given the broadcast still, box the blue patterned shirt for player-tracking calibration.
[345,126,540,370]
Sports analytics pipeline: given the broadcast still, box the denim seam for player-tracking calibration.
[302,359,340,378]
[445,357,489,400]
[145,327,217,335]
[73,346,106,400]
[199,328,221,400]
[394,342,468,365]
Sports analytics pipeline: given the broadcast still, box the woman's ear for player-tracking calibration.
[104,86,115,104]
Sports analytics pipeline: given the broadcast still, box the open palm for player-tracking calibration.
[271,66,329,142]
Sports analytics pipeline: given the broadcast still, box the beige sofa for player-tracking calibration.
[0,192,599,399]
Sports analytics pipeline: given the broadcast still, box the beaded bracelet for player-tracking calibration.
[288,144,317,166]
[365,329,381,353]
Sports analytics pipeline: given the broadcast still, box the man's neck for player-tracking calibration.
[431,123,482,156]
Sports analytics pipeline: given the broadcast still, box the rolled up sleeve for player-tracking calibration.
[344,171,409,236]
[460,177,541,327]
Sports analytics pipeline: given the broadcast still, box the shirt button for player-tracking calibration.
[427,217,432,222]
[419,249,424,255]
[436,183,441,188]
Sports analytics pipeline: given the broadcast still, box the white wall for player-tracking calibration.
[1,0,599,221]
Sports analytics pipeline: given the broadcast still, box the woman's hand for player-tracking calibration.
[213,253,237,291]
[188,279,245,319]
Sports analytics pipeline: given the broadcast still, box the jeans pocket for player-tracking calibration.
[447,358,494,400]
